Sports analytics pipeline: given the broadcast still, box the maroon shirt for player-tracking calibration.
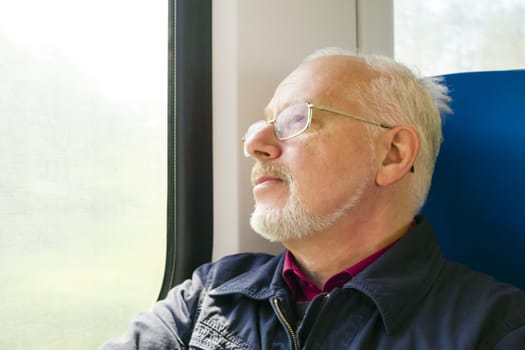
[282,241,397,302]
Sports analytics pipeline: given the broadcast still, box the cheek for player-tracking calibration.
[294,133,375,206]
[310,132,374,176]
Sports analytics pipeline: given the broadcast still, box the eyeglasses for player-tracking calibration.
[242,101,393,143]
[242,101,414,172]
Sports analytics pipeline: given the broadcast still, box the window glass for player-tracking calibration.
[394,0,525,76]
[0,0,167,348]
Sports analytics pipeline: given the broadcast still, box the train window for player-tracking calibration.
[1,0,167,348]
[394,0,525,76]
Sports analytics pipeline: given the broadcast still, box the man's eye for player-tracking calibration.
[281,113,305,131]
[292,113,305,123]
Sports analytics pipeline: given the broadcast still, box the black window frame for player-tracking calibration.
[158,0,213,300]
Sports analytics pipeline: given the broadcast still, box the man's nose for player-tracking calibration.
[243,122,282,161]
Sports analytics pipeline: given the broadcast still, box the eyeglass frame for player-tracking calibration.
[242,101,393,143]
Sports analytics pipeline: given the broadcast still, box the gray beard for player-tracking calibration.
[250,178,366,242]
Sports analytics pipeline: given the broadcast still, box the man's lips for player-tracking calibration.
[251,163,290,187]
[253,176,283,186]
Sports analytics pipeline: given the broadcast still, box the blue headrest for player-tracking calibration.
[421,69,525,290]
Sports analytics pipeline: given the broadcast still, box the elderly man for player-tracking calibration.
[99,49,525,349]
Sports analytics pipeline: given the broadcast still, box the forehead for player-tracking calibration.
[266,55,377,115]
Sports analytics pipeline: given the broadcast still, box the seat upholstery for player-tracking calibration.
[422,69,525,290]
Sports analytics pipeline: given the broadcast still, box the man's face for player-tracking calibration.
[244,56,380,242]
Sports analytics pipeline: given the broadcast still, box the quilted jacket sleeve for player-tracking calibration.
[97,263,213,350]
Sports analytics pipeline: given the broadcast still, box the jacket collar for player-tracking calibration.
[210,216,445,335]
[346,216,445,335]
[210,252,288,300]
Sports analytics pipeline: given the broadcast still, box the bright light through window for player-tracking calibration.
[395,0,525,76]
[0,1,167,348]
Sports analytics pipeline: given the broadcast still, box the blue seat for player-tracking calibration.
[422,69,525,291]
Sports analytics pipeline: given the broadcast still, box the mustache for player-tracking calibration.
[251,163,292,186]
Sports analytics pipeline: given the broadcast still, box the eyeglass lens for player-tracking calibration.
[274,102,310,140]
[243,102,310,148]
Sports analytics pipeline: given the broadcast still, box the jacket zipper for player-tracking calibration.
[321,293,330,305]
[273,298,299,350]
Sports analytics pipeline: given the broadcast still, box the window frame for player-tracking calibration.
[158,0,213,299]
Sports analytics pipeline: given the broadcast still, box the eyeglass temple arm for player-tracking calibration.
[310,104,393,129]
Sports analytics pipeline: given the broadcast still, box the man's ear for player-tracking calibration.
[376,126,420,187]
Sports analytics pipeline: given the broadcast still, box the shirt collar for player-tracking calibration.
[282,240,398,302]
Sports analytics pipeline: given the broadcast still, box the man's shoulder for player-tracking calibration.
[439,260,525,301]
[436,260,525,341]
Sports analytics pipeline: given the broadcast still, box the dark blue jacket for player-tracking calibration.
[99,217,525,349]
